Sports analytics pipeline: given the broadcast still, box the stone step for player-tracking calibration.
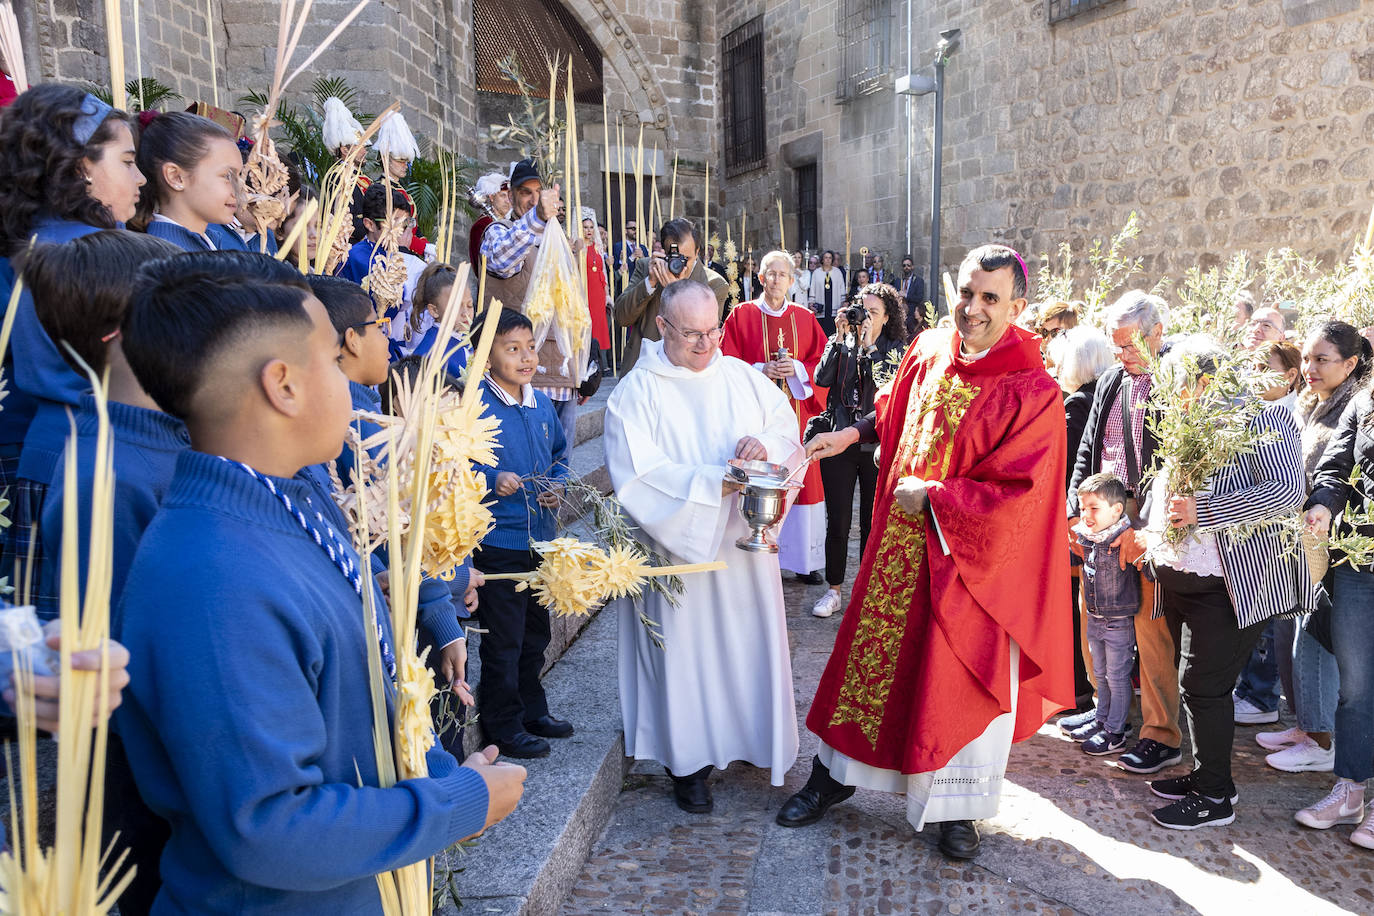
[445,603,627,914]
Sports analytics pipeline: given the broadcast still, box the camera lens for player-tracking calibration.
[666,254,688,274]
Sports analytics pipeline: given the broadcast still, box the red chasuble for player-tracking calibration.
[806,324,1072,774]
[721,299,829,509]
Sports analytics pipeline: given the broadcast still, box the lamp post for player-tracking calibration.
[897,27,960,315]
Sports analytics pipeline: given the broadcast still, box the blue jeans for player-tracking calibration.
[550,395,578,452]
[1332,566,1374,781]
[1291,622,1339,734]
[1234,620,1281,713]
[1087,613,1136,736]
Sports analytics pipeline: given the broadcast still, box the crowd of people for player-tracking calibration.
[3,73,1374,916]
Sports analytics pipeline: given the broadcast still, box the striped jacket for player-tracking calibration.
[1152,402,1314,628]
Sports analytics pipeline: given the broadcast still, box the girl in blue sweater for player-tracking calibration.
[131,111,243,252]
[0,84,145,583]
[116,251,524,914]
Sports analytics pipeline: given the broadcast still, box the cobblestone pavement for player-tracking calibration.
[560,535,1370,916]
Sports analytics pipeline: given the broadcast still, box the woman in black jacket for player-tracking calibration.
[1049,326,1116,710]
[809,282,906,618]
[1301,389,1374,848]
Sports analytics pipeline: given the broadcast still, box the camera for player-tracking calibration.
[841,304,865,327]
[665,243,688,275]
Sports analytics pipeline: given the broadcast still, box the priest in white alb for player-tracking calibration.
[605,279,802,813]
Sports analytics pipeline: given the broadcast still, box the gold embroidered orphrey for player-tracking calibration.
[829,364,982,747]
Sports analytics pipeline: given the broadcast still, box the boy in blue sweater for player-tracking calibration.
[472,307,572,759]
[115,251,524,914]
[308,275,480,749]
[26,229,185,916]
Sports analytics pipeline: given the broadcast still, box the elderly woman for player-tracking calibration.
[1141,336,1310,830]
[808,250,846,336]
[1049,327,1116,709]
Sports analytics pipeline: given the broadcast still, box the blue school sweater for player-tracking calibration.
[477,378,569,551]
[410,325,471,382]
[206,223,279,255]
[35,397,189,620]
[0,217,101,454]
[142,218,214,252]
[115,449,488,914]
[338,238,379,285]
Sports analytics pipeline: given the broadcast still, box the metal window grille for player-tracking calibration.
[837,0,893,101]
[1047,0,1121,24]
[796,164,818,252]
[722,17,766,176]
[474,0,604,102]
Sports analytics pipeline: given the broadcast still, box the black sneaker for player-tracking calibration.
[1148,772,1239,805]
[1119,738,1183,774]
[1068,719,1104,742]
[1082,730,1129,756]
[1151,791,1235,830]
[1059,707,1098,734]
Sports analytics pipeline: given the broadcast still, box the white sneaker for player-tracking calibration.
[812,590,842,618]
[1353,805,1374,849]
[1257,725,1307,751]
[1266,736,1336,773]
[1233,696,1280,725]
[1296,780,1365,829]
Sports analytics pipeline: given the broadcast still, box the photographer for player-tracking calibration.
[613,217,728,372]
[809,282,907,618]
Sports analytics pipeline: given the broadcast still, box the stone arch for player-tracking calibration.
[566,0,676,142]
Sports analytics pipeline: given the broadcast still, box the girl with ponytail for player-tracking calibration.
[132,111,243,250]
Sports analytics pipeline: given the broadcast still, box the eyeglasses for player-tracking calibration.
[661,316,724,346]
[352,315,391,335]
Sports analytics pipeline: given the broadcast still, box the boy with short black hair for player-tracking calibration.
[472,306,572,759]
[1072,472,1141,755]
[338,183,427,338]
[116,251,523,913]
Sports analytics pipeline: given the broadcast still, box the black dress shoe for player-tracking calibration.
[668,765,713,813]
[495,731,551,759]
[776,757,855,827]
[795,570,826,585]
[524,715,574,739]
[938,820,981,859]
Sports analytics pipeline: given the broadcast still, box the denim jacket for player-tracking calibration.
[1078,517,1141,618]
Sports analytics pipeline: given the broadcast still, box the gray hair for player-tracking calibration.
[758,249,793,279]
[1104,289,1168,335]
[1048,326,1114,393]
[1158,334,1227,387]
[660,278,715,321]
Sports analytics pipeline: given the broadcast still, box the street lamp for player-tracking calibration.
[897,27,960,315]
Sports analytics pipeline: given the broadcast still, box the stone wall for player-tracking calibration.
[906,0,1374,290]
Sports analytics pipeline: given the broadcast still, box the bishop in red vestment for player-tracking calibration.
[777,245,1073,860]
[721,250,829,577]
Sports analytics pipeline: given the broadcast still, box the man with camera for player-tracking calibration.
[613,217,728,373]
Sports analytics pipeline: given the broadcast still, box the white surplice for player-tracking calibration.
[604,339,802,784]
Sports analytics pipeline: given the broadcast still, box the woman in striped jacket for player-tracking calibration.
[1138,336,1311,831]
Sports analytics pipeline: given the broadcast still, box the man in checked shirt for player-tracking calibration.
[477,157,582,448]
[1064,291,1183,777]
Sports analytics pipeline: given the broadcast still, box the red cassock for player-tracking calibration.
[585,245,610,350]
[721,298,829,572]
[806,324,1073,774]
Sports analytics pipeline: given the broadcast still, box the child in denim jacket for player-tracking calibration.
[1073,473,1141,755]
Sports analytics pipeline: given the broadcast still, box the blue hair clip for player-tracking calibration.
[72,93,115,146]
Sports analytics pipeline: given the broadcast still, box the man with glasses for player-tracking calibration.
[1064,290,1184,778]
[1242,306,1287,351]
[722,249,830,584]
[613,217,728,372]
[605,278,802,814]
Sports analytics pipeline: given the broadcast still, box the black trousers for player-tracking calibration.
[820,443,879,586]
[1070,573,1094,704]
[473,545,552,742]
[104,733,170,916]
[1156,566,1266,800]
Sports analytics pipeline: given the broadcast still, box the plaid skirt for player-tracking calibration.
[3,477,54,616]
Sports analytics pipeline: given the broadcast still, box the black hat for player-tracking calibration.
[508,157,541,189]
